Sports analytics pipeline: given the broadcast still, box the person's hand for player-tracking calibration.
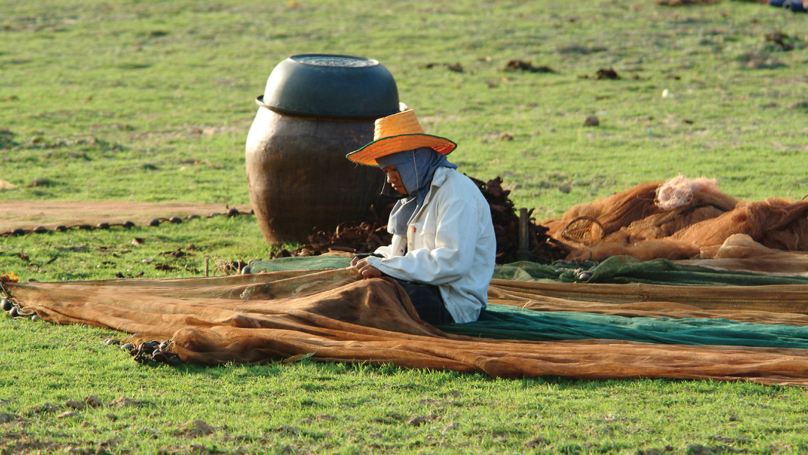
[351,258,382,279]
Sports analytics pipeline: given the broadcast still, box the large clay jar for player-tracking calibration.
[246,54,400,245]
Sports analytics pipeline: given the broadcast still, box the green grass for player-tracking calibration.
[3,317,808,455]
[3,0,808,212]
[3,0,808,453]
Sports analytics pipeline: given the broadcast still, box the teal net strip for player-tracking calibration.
[494,256,808,286]
[440,303,808,349]
[248,256,808,349]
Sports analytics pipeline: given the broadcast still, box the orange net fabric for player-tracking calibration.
[678,234,808,276]
[543,178,808,262]
[8,268,808,387]
[488,279,808,325]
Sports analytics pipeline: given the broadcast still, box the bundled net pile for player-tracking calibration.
[543,176,808,264]
[7,266,808,387]
[273,176,569,264]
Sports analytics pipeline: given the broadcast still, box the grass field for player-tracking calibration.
[2,0,808,453]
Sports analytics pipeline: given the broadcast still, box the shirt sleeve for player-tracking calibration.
[367,196,479,285]
[373,235,406,258]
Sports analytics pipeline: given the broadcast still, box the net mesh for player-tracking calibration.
[544,178,808,261]
[7,179,808,386]
[8,266,808,387]
[654,175,721,211]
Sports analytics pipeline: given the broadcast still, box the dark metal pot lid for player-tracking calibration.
[256,54,400,119]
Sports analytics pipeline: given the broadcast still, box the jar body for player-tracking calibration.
[245,107,385,245]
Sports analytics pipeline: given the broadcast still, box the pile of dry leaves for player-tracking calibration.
[270,176,569,264]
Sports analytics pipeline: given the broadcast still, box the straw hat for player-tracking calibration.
[346,110,456,166]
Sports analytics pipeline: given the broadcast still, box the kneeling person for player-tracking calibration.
[347,110,496,324]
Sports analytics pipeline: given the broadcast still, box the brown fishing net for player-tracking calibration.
[488,278,808,325]
[8,268,808,387]
[543,178,808,262]
[7,177,808,386]
[678,234,808,276]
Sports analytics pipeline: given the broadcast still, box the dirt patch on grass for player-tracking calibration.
[0,200,252,234]
[658,0,720,6]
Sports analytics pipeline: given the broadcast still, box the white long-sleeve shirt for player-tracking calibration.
[367,167,496,323]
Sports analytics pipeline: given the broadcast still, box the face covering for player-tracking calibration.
[376,147,457,236]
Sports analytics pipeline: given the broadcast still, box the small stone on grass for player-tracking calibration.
[107,397,137,408]
[65,400,86,410]
[187,419,217,436]
[85,395,103,408]
[525,436,549,448]
[0,412,20,423]
[407,416,427,426]
[57,411,79,419]
[583,115,599,127]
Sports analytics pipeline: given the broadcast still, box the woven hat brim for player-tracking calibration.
[346,133,457,166]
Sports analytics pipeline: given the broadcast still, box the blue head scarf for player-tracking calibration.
[376,147,458,236]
